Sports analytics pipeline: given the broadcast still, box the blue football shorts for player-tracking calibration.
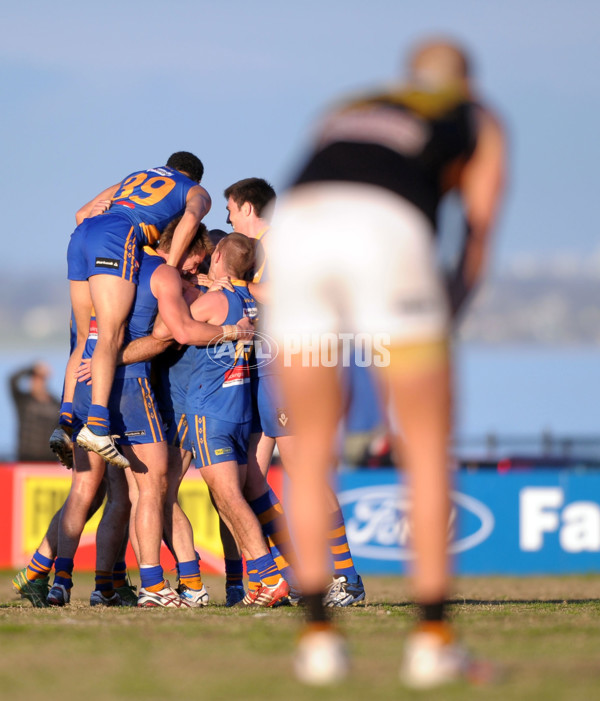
[72,376,164,446]
[162,409,192,452]
[187,414,251,467]
[67,214,140,284]
[253,372,292,438]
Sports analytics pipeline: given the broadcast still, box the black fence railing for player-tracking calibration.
[4,433,600,471]
[454,433,600,471]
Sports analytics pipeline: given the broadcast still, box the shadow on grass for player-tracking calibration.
[365,598,600,608]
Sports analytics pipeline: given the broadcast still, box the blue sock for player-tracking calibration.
[254,552,280,587]
[249,489,298,588]
[54,557,74,589]
[87,404,110,436]
[140,565,164,590]
[27,550,54,580]
[329,508,358,580]
[225,558,244,587]
[112,560,128,588]
[58,402,73,429]
[245,558,260,593]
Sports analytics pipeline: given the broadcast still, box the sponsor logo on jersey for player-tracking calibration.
[222,364,251,388]
[124,430,146,437]
[215,447,233,456]
[88,318,98,340]
[95,257,120,270]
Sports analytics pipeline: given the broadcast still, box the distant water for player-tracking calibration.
[454,344,600,438]
[1,344,599,460]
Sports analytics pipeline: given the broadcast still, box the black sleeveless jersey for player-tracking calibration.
[293,87,478,229]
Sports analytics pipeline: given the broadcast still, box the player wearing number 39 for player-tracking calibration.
[61,152,211,470]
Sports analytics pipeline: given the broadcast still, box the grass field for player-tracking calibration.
[1,571,600,701]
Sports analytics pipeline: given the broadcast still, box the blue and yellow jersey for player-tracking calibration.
[82,247,164,379]
[108,166,197,245]
[154,338,194,417]
[186,282,257,423]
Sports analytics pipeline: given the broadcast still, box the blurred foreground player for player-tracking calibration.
[266,39,506,686]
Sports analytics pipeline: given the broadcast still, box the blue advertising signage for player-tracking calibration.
[334,469,600,575]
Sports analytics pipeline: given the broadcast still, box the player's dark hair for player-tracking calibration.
[217,232,255,279]
[166,151,205,182]
[224,178,276,219]
[159,219,213,257]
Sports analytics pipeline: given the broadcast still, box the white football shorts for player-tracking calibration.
[265,183,449,348]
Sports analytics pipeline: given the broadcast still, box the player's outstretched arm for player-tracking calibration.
[457,107,507,295]
[75,183,120,225]
[75,335,174,384]
[151,265,250,346]
[165,185,212,269]
[248,280,270,304]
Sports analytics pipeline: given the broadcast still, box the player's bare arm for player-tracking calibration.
[151,265,251,345]
[457,108,507,292]
[165,185,212,269]
[248,280,270,304]
[188,289,229,326]
[74,335,174,384]
[75,183,120,225]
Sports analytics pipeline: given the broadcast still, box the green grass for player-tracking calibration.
[2,572,600,700]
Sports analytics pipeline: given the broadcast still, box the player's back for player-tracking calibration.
[154,342,194,418]
[105,165,197,245]
[186,282,257,423]
[294,86,477,228]
[119,248,165,378]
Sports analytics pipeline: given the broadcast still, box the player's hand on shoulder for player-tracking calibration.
[201,275,234,293]
[88,198,112,218]
[235,316,255,342]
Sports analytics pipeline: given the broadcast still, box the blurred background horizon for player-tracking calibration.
[2,0,599,460]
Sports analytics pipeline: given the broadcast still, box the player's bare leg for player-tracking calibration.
[76,275,135,469]
[277,433,361,605]
[380,341,489,687]
[50,281,93,467]
[163,445,195,562]
[88,274,136,409]
[47,446,107,606]
[92,463,132,606]
[380,341,452,606]
[278,359,350,684]
[57,447,107,559]
[162,445,209,606]
[123,442,188,607]
[122,442,168,567]
[202,460,289,607]
[247,431,276,479]
[201,460,269,560]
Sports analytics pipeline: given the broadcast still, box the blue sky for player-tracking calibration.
[2,0,599,278]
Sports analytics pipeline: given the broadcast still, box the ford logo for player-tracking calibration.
[338,485,494,560]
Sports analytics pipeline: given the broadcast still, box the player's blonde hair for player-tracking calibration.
[159,218,214,258]
[216,233,255,280]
